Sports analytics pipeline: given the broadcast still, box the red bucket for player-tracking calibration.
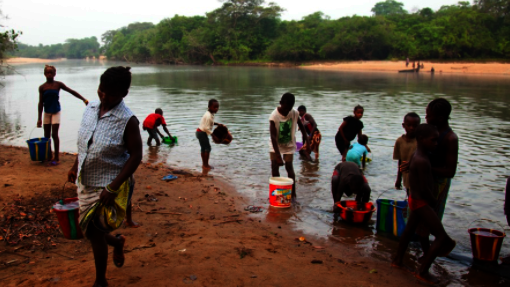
[269,177,293,208]
[53,197,84,240]
[468,228,505,262]
[336,200,376,224]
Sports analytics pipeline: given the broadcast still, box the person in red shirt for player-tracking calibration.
[142,108,173,146]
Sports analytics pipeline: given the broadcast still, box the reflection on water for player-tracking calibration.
[1,60,510,284]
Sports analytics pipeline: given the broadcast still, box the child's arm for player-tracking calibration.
[37,86,43,127]
[100,117,143,205]
[270,121,284,166]
[156,127,164,138]
[362,153,366,169]
[67,156,79,183]
[59,82,88,105]
[297,118,311,153]
[395,159,402,190]
[365,144,371,153]
[162,125,172,138]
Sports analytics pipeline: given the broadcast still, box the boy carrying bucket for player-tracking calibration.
[392,124,455,284]
[269,93,310,201]
[68,66,142,287]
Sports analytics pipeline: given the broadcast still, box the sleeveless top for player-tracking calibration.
[301,114,319,135]
[77,100,136,187]
[43,89,61,113]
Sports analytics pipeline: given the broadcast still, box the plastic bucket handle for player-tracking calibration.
[28,126,43,140]
[467,218,506,235]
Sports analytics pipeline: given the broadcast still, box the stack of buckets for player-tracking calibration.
[269,177,293,208]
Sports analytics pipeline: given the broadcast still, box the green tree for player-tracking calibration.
[371,0,408,16]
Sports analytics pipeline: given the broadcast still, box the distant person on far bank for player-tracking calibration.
[406,57,409,67]
[269,93,310,201]
[142,108,173,146]
[335,105,365,162]
[37,65,89,166]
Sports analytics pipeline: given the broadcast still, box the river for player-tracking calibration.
[1,60,509,285]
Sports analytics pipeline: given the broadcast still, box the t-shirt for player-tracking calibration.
[342,116,364,142]
[347,143,368,158]
[143,113,167,130]
[269,108,299,154]
[198,110,215,135]
[393,135,417,189]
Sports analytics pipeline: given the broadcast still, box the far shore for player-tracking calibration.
[301,60,510,76]
[5,57,66,65]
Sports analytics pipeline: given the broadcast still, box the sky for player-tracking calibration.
[3,0,462,46]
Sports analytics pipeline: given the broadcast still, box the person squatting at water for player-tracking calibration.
[269,93,310,201]
[335,105,365,162]
[37,65,89,166]
[142,108,173,146]
[196,99,224,169]
[297,105,321,161]
[331,161,371,216]
[392,124,456,284]
[68,66,143,287]
[393,112,421,195]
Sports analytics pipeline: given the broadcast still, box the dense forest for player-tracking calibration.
[10,0,510,63]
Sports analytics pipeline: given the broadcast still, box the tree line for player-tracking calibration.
[10,0,510,63]
[12,37,100,59]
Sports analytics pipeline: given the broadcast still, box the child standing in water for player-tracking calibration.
[297,105,321,161]
[392,124,456,284]
[335,105,365,162]
[345,134,371,169]
[37,65,89,166]
[143,108,173,146]
[269,93,310,201]
[196,99,222,169]
[393,112,420,194]
[68,66,142,287]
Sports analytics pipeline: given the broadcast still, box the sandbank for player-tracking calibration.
[0,145,420,286]
[4,57,66,65]
[301,61,510,76]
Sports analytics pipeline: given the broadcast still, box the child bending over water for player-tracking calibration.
[37,65,89,166]
[269,93,310,200]
[196,99,223,169]
[297,105,321,161]
[335,105,365,162]
[393,112,420,194]
[68,66,142,287]
[346,134,371,169]
[392,124,455,284]
[331,161,371,212]
[143,108,173,146]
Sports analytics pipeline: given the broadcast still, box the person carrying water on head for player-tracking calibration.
[196,99,224,169]
[392,124,456,284]
[346,134,371,169]
[37,65,89,166]
[67,66,143,287]
[393,112,420,195]
[297,105,321,161]
[331,161,371,213]
[335,105,365,162]
[143,108,173,146]
[269,93,310,201]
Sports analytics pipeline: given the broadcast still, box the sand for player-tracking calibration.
[4,58,66,65]
[301,61,510,76]
[0,145,422,286]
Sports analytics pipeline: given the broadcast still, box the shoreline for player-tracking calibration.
[4,57,66,65]
[0,145,418,286]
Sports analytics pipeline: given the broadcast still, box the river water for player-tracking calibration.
[1,60,509,285]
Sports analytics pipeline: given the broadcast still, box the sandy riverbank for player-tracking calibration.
[301,61,510,76]
[0,145,422,286]
[4,57,66,65]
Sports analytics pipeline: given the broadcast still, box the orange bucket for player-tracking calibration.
[336,200,376,224]
[269,177,293,208]
[468,228,505,262]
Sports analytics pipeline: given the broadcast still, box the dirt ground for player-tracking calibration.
[301,61,510,76]
[0,145,422,286]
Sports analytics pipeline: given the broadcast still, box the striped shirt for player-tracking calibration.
[77,100,136,187]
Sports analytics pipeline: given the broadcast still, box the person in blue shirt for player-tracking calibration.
[37,65,88,166]
[345,134,371,169]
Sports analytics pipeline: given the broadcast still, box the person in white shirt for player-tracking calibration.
[269,93,310,200]
[196,99,221,169]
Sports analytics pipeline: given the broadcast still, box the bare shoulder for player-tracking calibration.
[56,81,67,88]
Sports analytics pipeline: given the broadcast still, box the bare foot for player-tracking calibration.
[415,271,439,285]
[93,280,109,287]
[113,234,126,268]
[391,262,414,273]
[203,165,214,170]
[125,220,140,228]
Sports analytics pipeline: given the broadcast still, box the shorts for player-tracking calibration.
[196,131,211,153]
[43,112,61,125]
[270,152,293,163]
[146,128,159,139]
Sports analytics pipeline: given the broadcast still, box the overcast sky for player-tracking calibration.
[3,0,461,46]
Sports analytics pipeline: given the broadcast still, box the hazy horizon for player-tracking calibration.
[4,0,462,46]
